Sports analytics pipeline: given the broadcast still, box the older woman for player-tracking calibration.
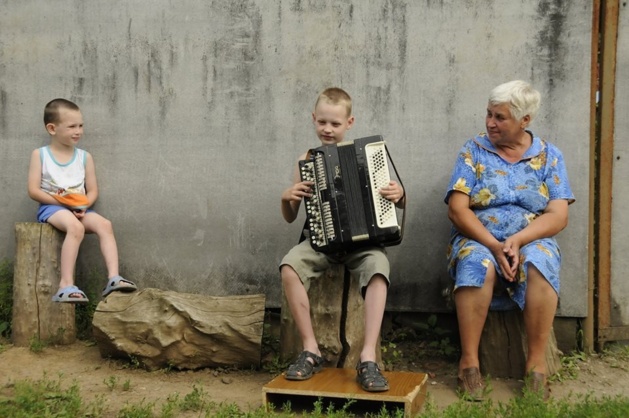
[445,80,575,400]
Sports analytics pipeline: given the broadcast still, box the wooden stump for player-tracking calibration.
[12,222,76,346]
[479,310,561,379]
[280,265,381,369]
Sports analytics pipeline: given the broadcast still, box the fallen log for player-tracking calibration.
[93,288,265,370]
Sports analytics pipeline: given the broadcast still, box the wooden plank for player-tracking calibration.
[263,368,427,417]
[595,0,619,349]
[598,326,629,343]
[584,0,601,354]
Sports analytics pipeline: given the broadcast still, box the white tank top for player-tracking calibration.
[40,146,87,195]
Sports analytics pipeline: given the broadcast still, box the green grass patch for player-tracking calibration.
[2,373,629,417]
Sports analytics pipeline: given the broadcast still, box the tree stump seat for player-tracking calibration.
[444,283,561,379]
[479,300,562,379]
[280,264,382,369]
[12,222,76,346]
[478,293,561,379]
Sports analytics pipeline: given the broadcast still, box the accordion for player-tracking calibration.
[299,135,404,254]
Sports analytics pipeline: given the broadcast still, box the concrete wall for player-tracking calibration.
[611,2,629,326]
[0,0,591,315]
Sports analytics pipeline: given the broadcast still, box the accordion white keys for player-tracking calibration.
[299,135,404,254]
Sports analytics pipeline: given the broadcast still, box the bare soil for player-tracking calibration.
[1,339,629,416]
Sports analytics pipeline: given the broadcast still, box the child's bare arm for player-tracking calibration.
[280,155,313,223]
[83,152,99,207]
[27,149,57,205]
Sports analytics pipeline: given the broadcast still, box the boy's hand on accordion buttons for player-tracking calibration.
[379,181,404,204]
[286,181,314,202]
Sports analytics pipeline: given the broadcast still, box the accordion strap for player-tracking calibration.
[384,144,406,242]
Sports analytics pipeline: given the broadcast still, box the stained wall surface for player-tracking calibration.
[0,1,591,315]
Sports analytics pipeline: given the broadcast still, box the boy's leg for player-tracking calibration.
[281,265,320,358]
[360,274,387,362]
[345,248,390,363]
[47,210,85,293]
[81,212,119,278]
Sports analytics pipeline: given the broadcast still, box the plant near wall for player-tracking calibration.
[0,260,13,339]
[74,268,108,340]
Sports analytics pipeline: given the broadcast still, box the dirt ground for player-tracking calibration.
[1,339,629,416]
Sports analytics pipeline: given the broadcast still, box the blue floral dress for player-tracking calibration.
[444,132,575,310]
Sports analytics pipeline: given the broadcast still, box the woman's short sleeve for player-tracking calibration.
[545,144,575,204]
[444,139,477,204]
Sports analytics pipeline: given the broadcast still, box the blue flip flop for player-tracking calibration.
[52,285,89,304]
[102,276,138,297]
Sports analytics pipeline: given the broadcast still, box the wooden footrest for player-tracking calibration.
[262,368,427,417]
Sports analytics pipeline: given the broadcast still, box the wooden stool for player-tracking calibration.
[12,222,76,346]
[263,368,427,417]
[280,264,381,369]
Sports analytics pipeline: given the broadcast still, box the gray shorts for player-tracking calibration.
[279,240,390,296]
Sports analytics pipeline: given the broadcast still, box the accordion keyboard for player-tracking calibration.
[300,159,335,248]
[365,142,397,229]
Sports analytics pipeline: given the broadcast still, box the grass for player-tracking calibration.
[2,271,629,417]
[1,367,629,418]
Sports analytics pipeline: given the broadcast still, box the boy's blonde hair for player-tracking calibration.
[314,87,352,117]
[44,98,80,126]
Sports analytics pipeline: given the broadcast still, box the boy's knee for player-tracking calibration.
[66,220,86,238]
[91,217,114,236]
[100,218,114,233]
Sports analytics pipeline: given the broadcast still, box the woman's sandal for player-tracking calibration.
[356,361,389,392]
[284,351,324,381]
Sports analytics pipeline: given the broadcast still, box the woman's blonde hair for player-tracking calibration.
[488,80,541,122]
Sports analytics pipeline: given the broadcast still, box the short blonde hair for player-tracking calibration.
[314,87,352,117]
[488,80,541,122]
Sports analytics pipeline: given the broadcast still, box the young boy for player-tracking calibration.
[27,98,137,303]
[280,88,405,392]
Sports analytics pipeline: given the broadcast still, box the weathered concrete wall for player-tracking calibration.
[611,2,629,326]
[0,1,591,315]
